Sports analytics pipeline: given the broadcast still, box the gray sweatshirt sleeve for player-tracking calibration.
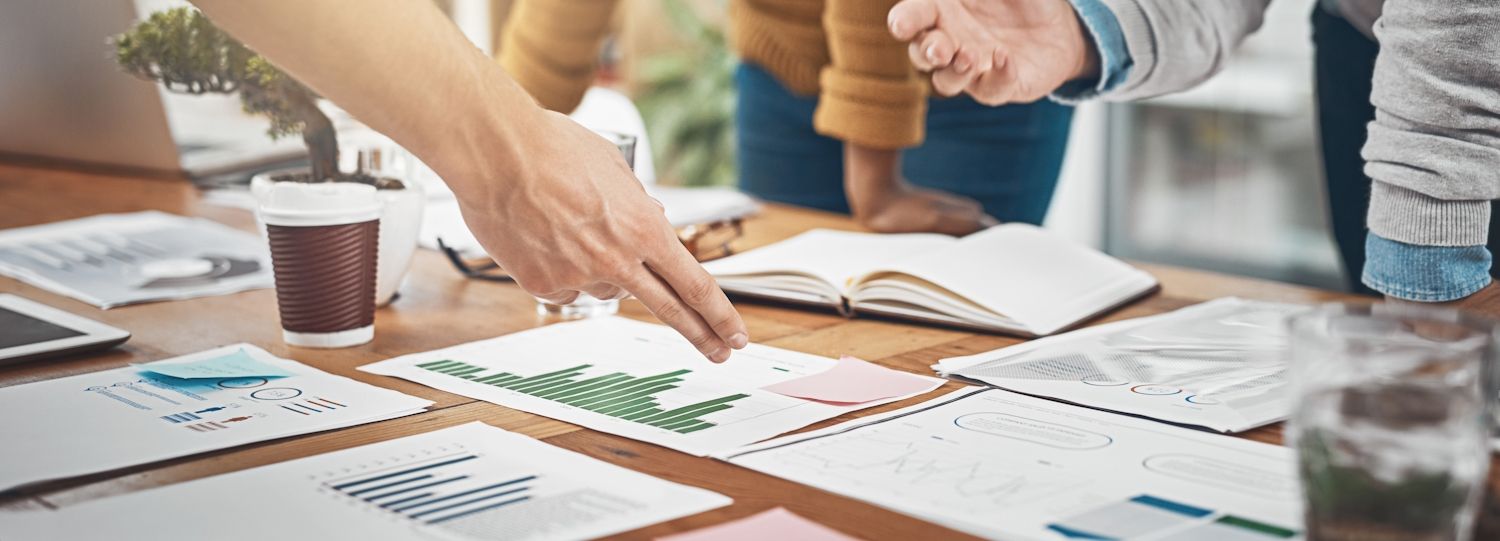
[1361,0,1500,247]
[1092,0,1272,101]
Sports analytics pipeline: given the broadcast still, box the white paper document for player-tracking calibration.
[720,388,1303,541]
[0,211,274,308]
[0,422,731,541]
[360,317,945,456]
[0,344,432,491]
[936,298,1309,433]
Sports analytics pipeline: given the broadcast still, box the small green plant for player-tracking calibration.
[114,8,382,186]
[634,0,735,187]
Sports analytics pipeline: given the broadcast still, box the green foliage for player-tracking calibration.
[241,56,318,139]
[634,0,736,187]
[113,8,345,182]
[114,8,251,95]
[114,8,322,141]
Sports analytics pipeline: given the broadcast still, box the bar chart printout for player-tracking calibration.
[325,452,539,527]
[0,423,731,541]
[360,317,945,456]
[412,359,744,435]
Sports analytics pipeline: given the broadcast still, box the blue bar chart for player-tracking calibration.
[326,452,536,525]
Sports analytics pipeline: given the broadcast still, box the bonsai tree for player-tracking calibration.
[113,8,392,187]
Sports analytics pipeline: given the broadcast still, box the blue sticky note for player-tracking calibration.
[136,348,294,379]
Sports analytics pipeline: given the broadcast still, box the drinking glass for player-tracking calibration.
[1288,303,1496,541]
[535,130,638,319]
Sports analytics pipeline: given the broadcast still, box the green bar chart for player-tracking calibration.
[415,359,748,434]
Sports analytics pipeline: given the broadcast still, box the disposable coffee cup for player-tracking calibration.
[256,182,383,348]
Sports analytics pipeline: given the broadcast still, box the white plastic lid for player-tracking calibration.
[256,181,383,227]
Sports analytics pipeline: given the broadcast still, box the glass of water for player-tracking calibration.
[1288,303,1496,541]
[535,129,638,320]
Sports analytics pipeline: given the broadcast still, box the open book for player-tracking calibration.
[703,225,1158,336]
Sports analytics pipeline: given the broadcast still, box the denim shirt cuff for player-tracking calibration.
[1052,0,1134,102]
[1362,232,1493,302]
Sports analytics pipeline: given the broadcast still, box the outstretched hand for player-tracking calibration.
[887,0,1099,105]
[457,112,749,363]
[185,0,747,362]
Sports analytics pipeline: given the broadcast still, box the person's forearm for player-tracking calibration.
[190,0,542,197]
[1361,0,1500,250]
[1090,0,1270,101]
[499,0,620,113]
[191,0,750,361]
[843,143,902,214]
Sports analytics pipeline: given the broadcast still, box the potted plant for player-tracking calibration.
[113,7,423,305]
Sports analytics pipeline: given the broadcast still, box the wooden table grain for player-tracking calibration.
[1,161,1496,539]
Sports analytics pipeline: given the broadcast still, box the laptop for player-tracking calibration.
[0,0,304,180]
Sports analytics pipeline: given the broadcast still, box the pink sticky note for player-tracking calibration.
[657,508,861,541]
[761,355,941,404]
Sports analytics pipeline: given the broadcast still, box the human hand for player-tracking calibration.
[886,0,1099,105]
[856,183,999,235]
[844,144,997,236]
[1398,282,1500,320]
[456,111,748,362]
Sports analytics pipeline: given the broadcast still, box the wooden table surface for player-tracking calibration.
[1,161,1496,539]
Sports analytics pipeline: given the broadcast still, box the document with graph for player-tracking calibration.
[720,388,1303,541]
[0,422,730,541]
[0,211,273,308]
[360,317,945,456]
[935,298,1310,433]
[0,344,432,491]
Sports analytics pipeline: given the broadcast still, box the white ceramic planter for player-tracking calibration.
[251,169,424,306]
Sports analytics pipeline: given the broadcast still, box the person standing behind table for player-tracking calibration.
[886,0,1500,314]
[496,0,1080,235]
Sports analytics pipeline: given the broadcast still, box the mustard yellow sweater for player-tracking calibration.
[499,0,928,150]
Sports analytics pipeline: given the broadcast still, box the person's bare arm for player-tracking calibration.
[844,145,996,235]
[191,0,747,361]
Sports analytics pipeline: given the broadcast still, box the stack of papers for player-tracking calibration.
[0,344,432,491]
[720,388,1303,540]
[360,317,945,456]
[0,422,730,541]
[0,211,273,308]
[935,298,1310,433]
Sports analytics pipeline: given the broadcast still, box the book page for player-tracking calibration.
[851,224,1156,334]
[703,229,953,295]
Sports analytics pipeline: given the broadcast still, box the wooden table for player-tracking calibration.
[2,161,1496,539]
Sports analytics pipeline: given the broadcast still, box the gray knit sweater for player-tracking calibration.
[1095,0,1500,248]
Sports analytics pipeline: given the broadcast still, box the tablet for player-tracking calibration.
[0,294,130,365]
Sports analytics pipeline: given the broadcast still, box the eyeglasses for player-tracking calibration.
[679,218,743,262]
[438,218,744,282]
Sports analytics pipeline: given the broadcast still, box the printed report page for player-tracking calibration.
[723,388,1303,541]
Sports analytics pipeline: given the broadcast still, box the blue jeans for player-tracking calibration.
[734,63,1074,225]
